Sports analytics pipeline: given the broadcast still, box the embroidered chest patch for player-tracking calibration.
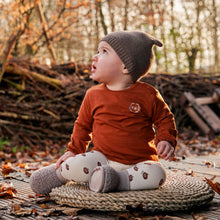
[129,103,141,113]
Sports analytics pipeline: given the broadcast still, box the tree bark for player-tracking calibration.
[107,0,115,32]
[124,0,129,30]
[212,0,219,72]
[170,0,180,72]
[97,1,108,35]
[0,32,17,83]
[36,1,57,63]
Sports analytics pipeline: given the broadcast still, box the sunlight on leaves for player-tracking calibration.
[0,182,17,198]
[205,177,220,195]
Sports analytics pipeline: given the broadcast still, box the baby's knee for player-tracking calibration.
[128,161,166,190]
[140,161,166,186]
[60,151,108,182]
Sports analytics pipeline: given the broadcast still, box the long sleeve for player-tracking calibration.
[152,90,177,148]
[67,92,93,154]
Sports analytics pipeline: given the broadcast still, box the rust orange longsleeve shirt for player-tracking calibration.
[67,82,177,164]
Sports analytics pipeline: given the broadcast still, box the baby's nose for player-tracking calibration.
[92,55,98,62]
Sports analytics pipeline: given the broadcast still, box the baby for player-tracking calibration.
[30,31,177,195]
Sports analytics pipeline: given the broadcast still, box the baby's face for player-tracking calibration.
[91,41,124,85]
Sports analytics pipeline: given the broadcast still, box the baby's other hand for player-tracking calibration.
[157,140,175,162]
[56,151,75,169]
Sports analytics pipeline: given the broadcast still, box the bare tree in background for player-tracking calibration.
[212,0,219,72]
[0,0,219,74]
[170,0,180,72]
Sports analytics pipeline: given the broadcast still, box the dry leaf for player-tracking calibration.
[40,203,49,209]
[205,162,211,168]
[13,204,21,211]
[1,164,16,177]
[28,194,35,198]
[191,212,210,220]
[42,207,65,216]
[205,177,220,195]
[0,182,17,198]
[35,193,44,197]
[210,176,216,181]
[12,208,33,216]
[18,163,26,168]
[25,170,32,177]
[62,207,82,216]
[32,208,38,215]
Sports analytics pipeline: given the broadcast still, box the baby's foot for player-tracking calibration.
[89,165,119,193]
[30,164,66,195]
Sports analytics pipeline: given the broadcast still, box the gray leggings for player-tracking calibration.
[58,150,166,190]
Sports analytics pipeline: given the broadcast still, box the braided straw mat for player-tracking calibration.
[50,171,214,212]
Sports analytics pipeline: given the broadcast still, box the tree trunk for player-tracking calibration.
[195,0,202,71]
[36,1,57,64]
[170,0,180,72]
[94,0,100,50]
[124,0,129,30]
[107,0,115,32]
[0,32,17,83]
[186,48,199,72]
[97,1,108,35]
[212,0,219,72]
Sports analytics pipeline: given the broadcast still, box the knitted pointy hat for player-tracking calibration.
[101,31,163,82]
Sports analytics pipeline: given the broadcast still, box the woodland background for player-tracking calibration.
[0,0,219,73]
[0,1,219,218]
[0,0,220,154]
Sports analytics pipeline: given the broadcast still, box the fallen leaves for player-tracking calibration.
[0,182,17,198]
[204,161,216,168]
[1,163,16,177]
[176,133,220,157]
[12,207,33,217]
[191,212,210,220]
[205,176,220,195]
[40,206,82,217]
[9,201,82,217]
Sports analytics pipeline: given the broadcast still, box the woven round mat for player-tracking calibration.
[50,171,214,212]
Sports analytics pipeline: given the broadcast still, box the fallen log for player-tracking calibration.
[5,64,62,89]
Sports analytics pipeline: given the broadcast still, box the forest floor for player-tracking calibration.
[0,131,219,220]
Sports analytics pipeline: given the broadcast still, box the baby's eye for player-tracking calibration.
[103,49,107,54]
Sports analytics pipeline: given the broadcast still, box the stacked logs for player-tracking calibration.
[0,58,94,149]
[0,58,219,149]
[141,73,220,129]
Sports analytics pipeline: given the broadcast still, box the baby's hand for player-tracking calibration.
[56,151,75,169]
[157,140,175,161]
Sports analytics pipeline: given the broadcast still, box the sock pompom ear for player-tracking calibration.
[153,39,163,47]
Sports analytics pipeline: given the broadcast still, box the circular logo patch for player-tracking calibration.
[129,103,141,113]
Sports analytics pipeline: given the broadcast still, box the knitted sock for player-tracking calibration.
[117,170,130,191]
[29,164,66,195]
[89,165,119,193]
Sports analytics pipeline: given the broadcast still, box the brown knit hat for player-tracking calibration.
[100,31,163,82]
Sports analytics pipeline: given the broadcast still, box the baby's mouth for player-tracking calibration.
[91,64,96,72]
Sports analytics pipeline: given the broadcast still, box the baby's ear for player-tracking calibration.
[122,64,129,74]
